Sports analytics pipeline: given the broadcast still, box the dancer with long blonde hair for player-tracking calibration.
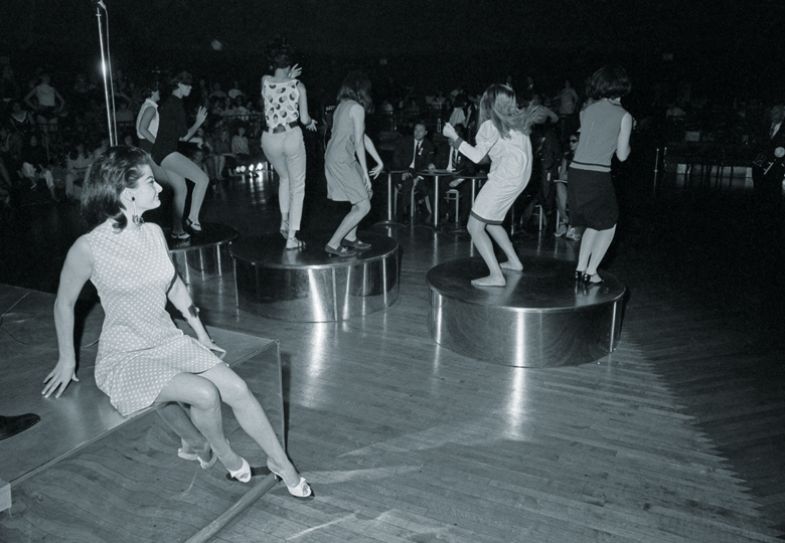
[443,83,537,287]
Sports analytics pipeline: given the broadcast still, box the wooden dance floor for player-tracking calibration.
[1,168,784,542]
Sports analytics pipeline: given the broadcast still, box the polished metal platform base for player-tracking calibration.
[231,231,400,322]
[427,256,626,367]
[166,223,239,284]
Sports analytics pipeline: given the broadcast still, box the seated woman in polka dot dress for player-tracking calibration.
[43,146,312,498]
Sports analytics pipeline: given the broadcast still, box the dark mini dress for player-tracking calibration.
[151,95,187,165]
[567,100,627,230]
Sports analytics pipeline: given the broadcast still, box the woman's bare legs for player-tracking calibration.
[467,216,505,287]
[585,225,616,281]
[156,402,209,460]
[154,158,188,236]
[200,364,301,486]
[486,224,523,271]
[161,152,210,228]
[327,199,371,249]
[576,227,597,273]
[156,373,244,473]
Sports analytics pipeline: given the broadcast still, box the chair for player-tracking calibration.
[532,204,546,232]
[444,188,461,226]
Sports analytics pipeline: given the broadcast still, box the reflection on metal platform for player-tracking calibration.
[427,256,626,367]
[231,231,400,322]
[166,223,239,284]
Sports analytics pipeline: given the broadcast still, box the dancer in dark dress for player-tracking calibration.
[568,66,633,285]
[151,71,210,240]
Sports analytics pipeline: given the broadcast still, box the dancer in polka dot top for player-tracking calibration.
[44,147,312,498]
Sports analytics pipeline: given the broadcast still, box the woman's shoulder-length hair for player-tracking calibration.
[336,71,373,112]
[81,146,150,231]
[588,65,631,100]
[477,83,532,138]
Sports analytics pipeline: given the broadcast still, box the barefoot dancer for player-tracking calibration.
[443,83,535,287]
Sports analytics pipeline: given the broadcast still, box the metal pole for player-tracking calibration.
[103,1,118,146]
[652,146,660,197]
[95,1,117,145]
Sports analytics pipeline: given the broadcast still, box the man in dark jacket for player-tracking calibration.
[393,120,435,218]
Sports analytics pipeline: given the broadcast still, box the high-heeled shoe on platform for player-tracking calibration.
[582,272,604,286]
[227,457,252,483]
[185,218,203,233]
[267,462,314,499]
[177,446,218,470]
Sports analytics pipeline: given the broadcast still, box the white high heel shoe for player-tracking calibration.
[177,446,218,470]
[227,457,252,483]
[267,461,313,499]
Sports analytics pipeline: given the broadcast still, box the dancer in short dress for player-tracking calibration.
[443,83,535,287]
[323,71,383,257]
[152,71,210,240]
[569,65,632,285]
[134,82,173,188]
[260,40,317,250]
[44,147,312,498]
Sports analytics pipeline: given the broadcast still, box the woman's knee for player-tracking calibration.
[192,168,209,186]
[355,199,371,215]
[467,217,485,236]
[218,373,252,405]
[189,379,222,410]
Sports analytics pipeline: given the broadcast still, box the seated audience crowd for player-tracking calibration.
[0,56,778,241]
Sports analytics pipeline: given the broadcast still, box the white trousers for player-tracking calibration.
[261,127,306,232]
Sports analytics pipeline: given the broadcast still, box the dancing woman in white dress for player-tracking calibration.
[443,84,537,287]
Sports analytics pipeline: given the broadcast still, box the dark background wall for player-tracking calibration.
[1,0,783,102]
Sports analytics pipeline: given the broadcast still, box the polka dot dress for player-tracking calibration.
[86,222,221,416]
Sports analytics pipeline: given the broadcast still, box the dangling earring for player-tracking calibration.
[131,196,142,225]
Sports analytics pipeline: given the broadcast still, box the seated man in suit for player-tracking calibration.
[753,103,785,210]
[392,120,435,218]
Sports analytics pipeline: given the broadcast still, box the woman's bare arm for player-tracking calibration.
[44,237,93,398]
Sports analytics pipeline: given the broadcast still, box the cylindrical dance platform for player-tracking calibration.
[427,256,626,367]
[167,223,239,284]
[232,232,400,322]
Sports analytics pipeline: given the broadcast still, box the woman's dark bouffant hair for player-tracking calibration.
[170,70,193,87]
[336,71,373,112]
[81,146,150,230]
[268,37,294,70]
[140,78,160,99]
[588,65,631,100]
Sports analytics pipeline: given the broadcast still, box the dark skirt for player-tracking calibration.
[567,167,618,230]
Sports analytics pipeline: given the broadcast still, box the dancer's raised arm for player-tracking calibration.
[443,121,498,164]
